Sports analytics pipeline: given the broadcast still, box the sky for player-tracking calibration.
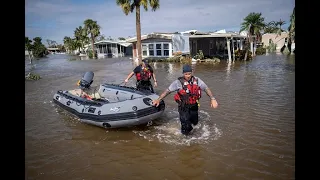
[26,0,295,45]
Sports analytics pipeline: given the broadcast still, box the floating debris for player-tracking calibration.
[25,72,41,81]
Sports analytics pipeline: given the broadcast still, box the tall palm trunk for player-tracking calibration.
[244,34,251,61]
[244,24,251,61]
[287,30,293,54]
[287,37,292,54]
[244,43,248,61]
[91,34,95,58]
[287,24,294,54]
[135,5,142,63]
[81,41,85,53]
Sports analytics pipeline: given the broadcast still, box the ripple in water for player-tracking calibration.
[133,110,222,146]
[54,104,82,126]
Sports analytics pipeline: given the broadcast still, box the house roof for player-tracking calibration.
[95,40,116,44]
[262,32,289,36]
[126,33,173,43]
[118,42,132,47]
[190,33,247,38]
[151,32,175,34]
[179,30,198,34]
[124,29,251,42]
[91,40,132,47]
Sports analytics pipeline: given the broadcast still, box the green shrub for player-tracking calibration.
[235,49,252,61]
[256,47,266,55]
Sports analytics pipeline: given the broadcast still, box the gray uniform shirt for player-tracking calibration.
[167,76,208,92]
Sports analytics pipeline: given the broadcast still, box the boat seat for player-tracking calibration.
[68,89,82,96]
[90,92,102,99]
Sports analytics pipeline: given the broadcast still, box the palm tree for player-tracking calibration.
[240,12,265,59]
[84,19,101,59]
[32,37,47,58]
[63,36,78,54]
[276,19,286,34]
[264,21,278,33]
[70,38,79,53]
[264,20,285,36]
[74,26,84,53]
[78,26,89,52]
[287,7,295,54]
[116,0,160,64]
[63,36,72,53]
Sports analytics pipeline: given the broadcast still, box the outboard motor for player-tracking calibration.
[78,71,94,89]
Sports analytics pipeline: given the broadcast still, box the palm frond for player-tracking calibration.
[149,0,160,11]
[116,0,133,15]
[141,0,148,11]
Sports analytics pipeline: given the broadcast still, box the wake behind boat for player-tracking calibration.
[53,72,165,128]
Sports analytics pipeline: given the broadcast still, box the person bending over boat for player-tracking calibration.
[124,59,157,93]
[152,64,218,135]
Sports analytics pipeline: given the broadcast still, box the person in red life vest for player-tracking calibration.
[124,59,157,93]
[152,64,218,135]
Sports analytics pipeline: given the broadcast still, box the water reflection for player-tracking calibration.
[226,61,232,81]
[168,63,173,74]
[133,58,140,66]
[25,63,37,72]
[153,62,158,70]
[191,63,197,73]
[156,63,184,83]
[286,54,295,65]
[65,55,89,61]
[174,145,206,178]
[80,56,89,60]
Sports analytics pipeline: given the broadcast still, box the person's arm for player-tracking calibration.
[125,72,134,82]
[148,65,157,81]
[125,66,139,84]
[152,80,179,106]
[152,73,157,82]
[148,65,157,86]
[156,89,170,101]
[152,73,157,87]
[197,77,218,108]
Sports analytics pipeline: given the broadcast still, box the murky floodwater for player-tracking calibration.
[25,53,295,180]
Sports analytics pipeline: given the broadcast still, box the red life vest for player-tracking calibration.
[82,94,92,100]
[174,76,201,105]
[136,66,152,81]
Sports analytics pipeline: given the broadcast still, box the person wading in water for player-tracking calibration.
[152,64,218,135]
[124,59,157,93]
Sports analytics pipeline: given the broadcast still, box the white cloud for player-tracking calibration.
[25,0,295,44]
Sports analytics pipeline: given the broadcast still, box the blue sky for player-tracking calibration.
[26,0,295,45]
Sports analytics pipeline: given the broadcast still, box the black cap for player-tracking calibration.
[182,64,192,73]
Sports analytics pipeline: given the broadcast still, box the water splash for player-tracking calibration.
[133,109,222,146]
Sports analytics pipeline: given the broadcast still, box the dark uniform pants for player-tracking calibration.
[137,80,154,93]
[178,104,199,135]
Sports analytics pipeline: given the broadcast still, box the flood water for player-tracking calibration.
[25,53,295,180]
